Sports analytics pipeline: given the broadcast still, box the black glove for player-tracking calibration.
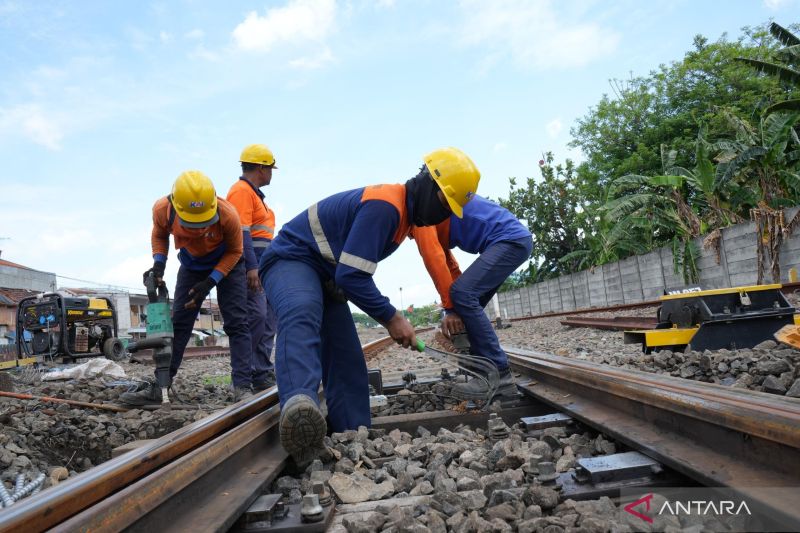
[323,279,348,304]
[143,260,166,285]
[185,277,216,310]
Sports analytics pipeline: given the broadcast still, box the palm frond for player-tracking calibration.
[762,112,800,147]
[607,174,652,195]
[736,58,800,86]
[777,44,800,60]
[660,144,677,173]
[648,175,684,188]
[601,193,654,219]
[715,146,769,186]
[770,22,800,47]
[766,99,800,115]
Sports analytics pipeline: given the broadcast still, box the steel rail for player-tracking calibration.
[0,389,280,532]
[54,396,285,532]
[559,316,658,330]
[506,346,800,524]
[0,331,426,532]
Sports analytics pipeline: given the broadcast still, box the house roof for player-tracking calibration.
[0,287,41,306]
[0,258,30,269]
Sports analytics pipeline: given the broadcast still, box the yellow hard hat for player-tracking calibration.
[423,147,480,218]
[240,144,276,168]
[170,170,219,227]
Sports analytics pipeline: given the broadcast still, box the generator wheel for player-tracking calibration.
[102,338,125,361]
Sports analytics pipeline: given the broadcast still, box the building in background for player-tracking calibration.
[0,287,40,350]
[0,256,56,292]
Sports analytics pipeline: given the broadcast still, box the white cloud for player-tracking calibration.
[190,44,220,62]
[458,0,619,69]
[159,31,172,44]
[376,0,396,7]
[763,0,793,8]
[232,0,337,52]
[0,104,63,150]
[493,142,507,153]
[546,118,562,138]
[184,28,205,40]
[289,47,335,69]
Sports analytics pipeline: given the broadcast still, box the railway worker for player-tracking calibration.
[259,148,480,465]
[226,144,278,394]
[121,170,252,405]
[410,195,532,401]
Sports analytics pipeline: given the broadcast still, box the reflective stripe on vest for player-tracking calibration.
[339,252,377,275]
[241,225,251,232]
[308,203,336,265]
[253,241,270,248]
[253,224,273,234]
[306,203,378,274]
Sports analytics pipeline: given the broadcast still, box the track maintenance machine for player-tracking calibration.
[13,292,124,367]
[624,284,799,353]
[124,273,174,405]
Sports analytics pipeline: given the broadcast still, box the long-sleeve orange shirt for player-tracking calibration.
[226,178,275,271]
[151,196,243,281]
[411,220,462,309]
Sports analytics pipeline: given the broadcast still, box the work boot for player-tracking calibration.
[451,368,517,401]
[233,385,254,402]
[279,394,327,467]
[253,371,277,392]
[119,378,163,406]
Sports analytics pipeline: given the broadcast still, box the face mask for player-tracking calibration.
[406,171,451,226]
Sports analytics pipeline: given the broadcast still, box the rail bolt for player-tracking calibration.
[312,482,332,506]
[300,494,324,522]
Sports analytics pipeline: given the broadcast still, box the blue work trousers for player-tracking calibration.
[248,246,275,383]
[261,258,370,432]
[169,260,253,388]
[450,236,533,370]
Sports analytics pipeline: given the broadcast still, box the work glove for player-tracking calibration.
[143,260,166,286]
[185,277,216,310]
[323,279,348,303]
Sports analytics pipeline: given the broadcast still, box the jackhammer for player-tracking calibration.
[126,272,174,405]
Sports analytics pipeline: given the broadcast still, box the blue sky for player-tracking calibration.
[0,0,796,309]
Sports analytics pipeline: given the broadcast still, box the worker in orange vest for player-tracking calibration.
[259,148,481,466]
[226,144,278,394]
[122,171,252,405]
[411,195,532,400]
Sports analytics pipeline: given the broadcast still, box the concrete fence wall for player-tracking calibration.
[493,207,800,319]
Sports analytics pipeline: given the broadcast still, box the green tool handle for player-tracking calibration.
[416,339,426,352]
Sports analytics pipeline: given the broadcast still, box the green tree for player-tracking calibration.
[737,22,800,114]
[352,312,379,328]
[571,25,790,192]
[499,153,598,282]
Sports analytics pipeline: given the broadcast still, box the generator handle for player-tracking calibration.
[144,272,169,303]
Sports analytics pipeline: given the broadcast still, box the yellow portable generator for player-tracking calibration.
[11,292,124,367]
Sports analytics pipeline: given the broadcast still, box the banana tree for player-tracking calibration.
[736,22,800,115]
[714,109,800,206]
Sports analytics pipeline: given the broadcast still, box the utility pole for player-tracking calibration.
[399,287,404,318]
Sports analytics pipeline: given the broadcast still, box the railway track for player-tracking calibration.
[1,331,799,531]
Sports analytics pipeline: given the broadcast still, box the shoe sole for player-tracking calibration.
[451,383,518,401]
[279,396,326,461]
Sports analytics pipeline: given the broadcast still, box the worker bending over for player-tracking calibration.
[226,144,278,393]
[411,194,532,400]
[259,148,480,465]
[121,171,252,405]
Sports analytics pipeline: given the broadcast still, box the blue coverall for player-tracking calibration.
[259,185,412,432]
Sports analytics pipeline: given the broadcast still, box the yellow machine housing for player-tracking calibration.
[624,284,798,353]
